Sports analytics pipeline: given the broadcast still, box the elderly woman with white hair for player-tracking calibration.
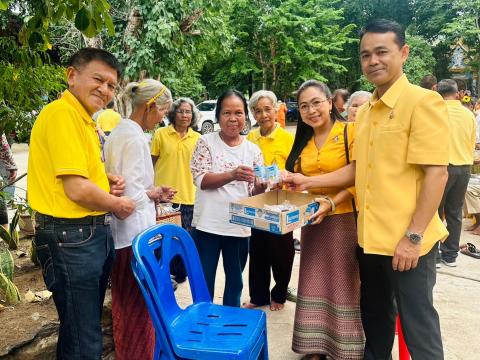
[151,97,201,282]
[104,79,175,360]
[243,90,295,311]
[346,90,372,122]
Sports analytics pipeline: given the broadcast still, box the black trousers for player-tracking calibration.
[357,245,443,360]
[248,228,294,305]
[170,204,194,281]
[438,164,471,262]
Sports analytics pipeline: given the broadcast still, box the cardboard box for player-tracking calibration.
[229,190,319,234]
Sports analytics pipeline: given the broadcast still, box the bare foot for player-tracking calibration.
[242,302,259,309]
[269,300,285,311]
[472,227,480,236]
[301,355,324,360]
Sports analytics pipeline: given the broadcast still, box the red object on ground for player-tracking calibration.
[396,316,411,360]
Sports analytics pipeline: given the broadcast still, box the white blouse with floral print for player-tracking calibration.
[190,132,263,237]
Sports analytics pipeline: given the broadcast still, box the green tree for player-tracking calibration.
[0,0,115,49]
[404,34,436,86]
[204,0,355,99]
[0,37,66,140]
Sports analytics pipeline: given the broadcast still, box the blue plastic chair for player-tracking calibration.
[131,223,269,360]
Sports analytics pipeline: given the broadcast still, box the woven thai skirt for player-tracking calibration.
[292,212,365,359]
[111,247,155,360]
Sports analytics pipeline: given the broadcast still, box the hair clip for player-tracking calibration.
[146,85,167,105]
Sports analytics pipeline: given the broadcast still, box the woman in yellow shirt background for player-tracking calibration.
[151,97,201,282]
[285,80,364,360]
[243,90,294,311]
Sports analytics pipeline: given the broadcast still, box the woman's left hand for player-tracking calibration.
[158,186,177,202]
[309,197,333,225]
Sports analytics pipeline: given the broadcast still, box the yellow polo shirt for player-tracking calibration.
[445,100,476,165]
[353,74,449,256]
[296,121,356,215]
[246,124,294,169]
[28,90,109,218]
[97,108,121,133]
[151,125,200,205]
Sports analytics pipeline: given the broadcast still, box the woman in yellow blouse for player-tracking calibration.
[285,80,364,360]
[243,90,294,311]
[151,97,201,282]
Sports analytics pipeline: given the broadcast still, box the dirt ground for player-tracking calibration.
[0,236,58,356]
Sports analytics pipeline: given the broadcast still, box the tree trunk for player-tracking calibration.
[82,35,102,48]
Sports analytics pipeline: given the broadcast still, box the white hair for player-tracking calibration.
[248,90,278,113]
[122,79,172,116]
[345,91,372,111]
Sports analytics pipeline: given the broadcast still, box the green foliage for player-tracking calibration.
[404,34,436,86]
[0,37,66,139]
[0,240,14,279]
[103,0,232,99]
[0,273,21,304]
[0,208,20,250]
[205,0,355,99]
[1,0,115,48]
[0,240,20,305]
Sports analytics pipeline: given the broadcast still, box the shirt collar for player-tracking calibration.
[445,99,462,107]
[167,124,195,138]
[252,123,280,140]
[61,90,95,125]
[370,73,409,109]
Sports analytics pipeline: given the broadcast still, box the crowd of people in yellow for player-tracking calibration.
[26,18,478,360]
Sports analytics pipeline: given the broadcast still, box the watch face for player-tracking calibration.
[409,233,422,243]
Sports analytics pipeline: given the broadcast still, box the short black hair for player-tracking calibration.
[360,19,406,48]
[68,48,122,78]
[437,79,458,97]
[215,89,249,123]
[420,75,437,90]
[454,78,466,91]
[333,89,350,103]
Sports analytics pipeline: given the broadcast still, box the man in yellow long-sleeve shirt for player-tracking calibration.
[437,78,476,267]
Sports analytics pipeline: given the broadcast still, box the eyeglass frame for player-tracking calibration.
[298,97,331,113]
[175,109,193,115]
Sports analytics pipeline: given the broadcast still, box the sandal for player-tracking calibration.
[460,242,480,259]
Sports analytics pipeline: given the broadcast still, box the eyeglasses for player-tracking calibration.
[299,98,330,113]
[176,110,192,115]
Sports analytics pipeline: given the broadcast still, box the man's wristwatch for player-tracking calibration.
[405,230,423,244]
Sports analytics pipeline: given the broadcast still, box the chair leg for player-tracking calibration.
[262,331,269,360]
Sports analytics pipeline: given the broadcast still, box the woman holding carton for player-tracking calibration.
[285,80,364,360]
[190,89,264,307]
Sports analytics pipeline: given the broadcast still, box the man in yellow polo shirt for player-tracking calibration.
[96,101,121,136]
[437,79,476,267]
[28,48,135,360]
[285,19,449,359]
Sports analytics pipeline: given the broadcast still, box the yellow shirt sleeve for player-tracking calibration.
[48,107,90,178]
[407,92,449,165]
[151,128,162,156]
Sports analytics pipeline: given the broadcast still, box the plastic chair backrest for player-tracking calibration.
[131,259,177,359]
[131,224,211,328]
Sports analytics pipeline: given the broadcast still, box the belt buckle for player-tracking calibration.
[104,214,112,226]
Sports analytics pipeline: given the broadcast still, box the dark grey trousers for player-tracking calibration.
[438,164,471,262]
[357,245,443,360]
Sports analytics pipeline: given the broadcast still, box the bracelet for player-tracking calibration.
[318,195,336,215]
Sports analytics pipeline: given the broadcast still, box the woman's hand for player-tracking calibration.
[230,165,255,183]
[282,171,309,191]
[147,186,177,202]
[309,197,333,225]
